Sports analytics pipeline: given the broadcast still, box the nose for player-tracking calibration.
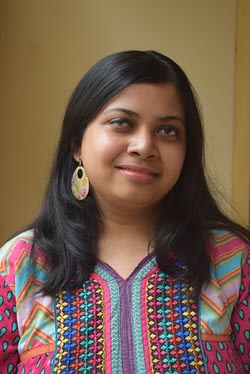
[127,129,159,159]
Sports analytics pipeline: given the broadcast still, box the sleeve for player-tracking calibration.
[0,275,20,373]
[231,244,250,372]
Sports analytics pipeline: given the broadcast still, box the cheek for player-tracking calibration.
[163,145,186,170]
[81,134,125,168]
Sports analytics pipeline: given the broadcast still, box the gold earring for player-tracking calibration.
[71,161,89,200]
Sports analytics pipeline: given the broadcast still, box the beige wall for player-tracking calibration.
[233,0,250,225]
[0,0,238,242]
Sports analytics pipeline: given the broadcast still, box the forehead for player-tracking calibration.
[101,82,184,117]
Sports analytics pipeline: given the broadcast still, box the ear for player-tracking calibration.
[72,148,81,163]
[71,139,82,163]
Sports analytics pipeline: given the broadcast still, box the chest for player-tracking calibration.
[54,263,203,373]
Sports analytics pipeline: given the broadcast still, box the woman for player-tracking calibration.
[0,50,249,373]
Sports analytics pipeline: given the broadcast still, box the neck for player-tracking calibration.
[96,203,159,278]
[99,201,159,240]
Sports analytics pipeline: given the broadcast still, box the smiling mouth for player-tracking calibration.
[116,165,160,178]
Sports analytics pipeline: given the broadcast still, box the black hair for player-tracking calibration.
[32,50,249,295]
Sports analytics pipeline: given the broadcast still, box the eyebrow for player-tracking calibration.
[104,107,185,125]
[105,108,139,117]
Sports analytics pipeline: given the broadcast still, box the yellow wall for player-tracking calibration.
[233,0,250,226]
[0,0,237,242]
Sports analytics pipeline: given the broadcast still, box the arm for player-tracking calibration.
[0,275,20,373]
[231,244,250,372]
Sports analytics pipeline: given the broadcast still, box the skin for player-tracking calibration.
[74,83,186,278]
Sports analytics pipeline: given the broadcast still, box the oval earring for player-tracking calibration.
[71,162,89,200]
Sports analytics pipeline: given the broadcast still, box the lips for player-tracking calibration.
[116,164,160,181]
[117,164,159,174]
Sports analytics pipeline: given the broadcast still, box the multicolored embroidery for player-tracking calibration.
[146,273,204,373]
[131,259,205,373]
[0,229,249,373]
[54,280,106,373]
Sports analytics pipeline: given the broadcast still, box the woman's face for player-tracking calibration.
[74,83,186,212]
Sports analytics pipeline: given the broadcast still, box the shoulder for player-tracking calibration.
[0,229,34,265]
[0,229,34,256]
[0,229,36,268]
[200,229,249,336]
[207,228,249,267]
[0,229,48,293]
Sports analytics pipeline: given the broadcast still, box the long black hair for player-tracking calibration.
[32,50,249,295]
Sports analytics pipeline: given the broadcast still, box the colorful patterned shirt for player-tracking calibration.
[0,229,249,373]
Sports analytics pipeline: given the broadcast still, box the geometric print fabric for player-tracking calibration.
[0,229,249,373]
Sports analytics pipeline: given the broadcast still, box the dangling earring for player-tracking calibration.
[71,161,89,200]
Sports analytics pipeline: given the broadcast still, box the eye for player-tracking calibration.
[109,118,131,130]
[157,125,179,137]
